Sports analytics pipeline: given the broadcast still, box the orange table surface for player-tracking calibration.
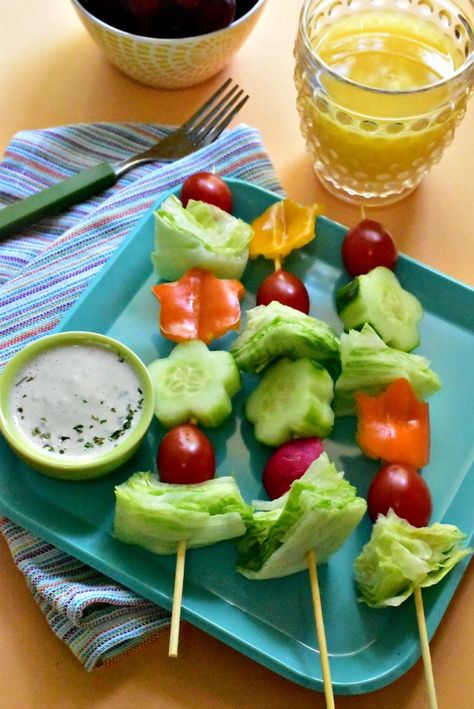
[1,1,473,708]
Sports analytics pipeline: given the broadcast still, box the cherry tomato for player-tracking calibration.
[263,437,324,499]
[367,463,432,527]
[180,172,233,213]
[256,270,310,314]
[342,219,398,277]
[157,423,216,484]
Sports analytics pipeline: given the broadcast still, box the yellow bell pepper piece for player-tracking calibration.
[249,199,323,260]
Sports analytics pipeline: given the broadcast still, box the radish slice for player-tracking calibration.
[263,437,325,499]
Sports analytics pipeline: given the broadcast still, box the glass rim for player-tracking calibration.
[298,0,474,96]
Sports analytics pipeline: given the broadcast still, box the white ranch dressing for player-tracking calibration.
[9,343,144,460]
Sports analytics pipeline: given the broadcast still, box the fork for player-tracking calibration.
[0,78,249,239]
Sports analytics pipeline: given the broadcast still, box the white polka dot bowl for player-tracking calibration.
[70,0,267,89]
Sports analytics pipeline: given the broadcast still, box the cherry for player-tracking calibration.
[127,0,163,17]
[195,0,236,34]
[82,0,241,37]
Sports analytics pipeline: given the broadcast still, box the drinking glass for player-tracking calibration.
[294,0,474,205]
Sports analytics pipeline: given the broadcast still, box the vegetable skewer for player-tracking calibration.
[307,549,335,709]
[237,453,366,707]
[355,511,471,709]
[169,540,187,658]
[114,473,251,658]
[250,202,336,703]
[160,421,215,656]
[149,189,251,656]
[346,207,437,707]
[414,586,438,709]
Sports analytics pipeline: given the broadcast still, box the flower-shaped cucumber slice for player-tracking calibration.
[335,267,423,352]
[245,357,334,447]
[148,340,241,428]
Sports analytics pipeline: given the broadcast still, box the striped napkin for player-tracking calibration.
[0,122,283,669]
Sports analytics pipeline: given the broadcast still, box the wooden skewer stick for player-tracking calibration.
[414,586,439,709]
[306,549,335,709]
[168,539,187,658]
[273,256,282,271]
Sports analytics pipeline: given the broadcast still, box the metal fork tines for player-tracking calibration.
[115,79,249,176]
[183,78,249,145]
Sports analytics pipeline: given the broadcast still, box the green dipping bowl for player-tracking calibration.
[0,331,155,481]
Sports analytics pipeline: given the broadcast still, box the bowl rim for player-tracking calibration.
[70,0,267,44]
[0,331,155,474]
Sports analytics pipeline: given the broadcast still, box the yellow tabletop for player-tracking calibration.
[1,1,473,708]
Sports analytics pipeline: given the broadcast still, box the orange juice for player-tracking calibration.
[294,0,474,204]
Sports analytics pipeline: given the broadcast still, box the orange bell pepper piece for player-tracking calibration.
[355,378,430,468]
[152,267,244,345]
[249,199,323,261]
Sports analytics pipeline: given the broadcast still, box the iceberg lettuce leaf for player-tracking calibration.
[354,509,472,607]
[151,195,252,280]
[237,453,367,579]
[334,324,441,416]
[230,301,341,378]
[114,473,252,554]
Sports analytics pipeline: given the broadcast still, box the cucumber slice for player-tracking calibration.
[148,340,240,428]
[245,358,334,446]
[336,266,423,351]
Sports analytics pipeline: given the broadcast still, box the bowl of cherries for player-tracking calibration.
[71,0,267,88]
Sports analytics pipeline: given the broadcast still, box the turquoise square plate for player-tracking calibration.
[0,179,473,694]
